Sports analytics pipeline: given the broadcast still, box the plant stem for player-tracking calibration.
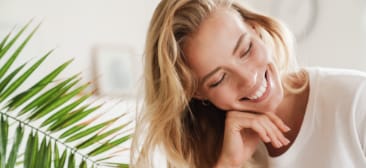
[0,111,102,167]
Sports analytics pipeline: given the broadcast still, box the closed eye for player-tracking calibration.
[209,73,226,88]
[241,42,252,58]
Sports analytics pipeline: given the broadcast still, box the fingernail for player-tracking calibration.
[284,139,290,145]
[285,126,291,132]
[265,137,271,143]
[276,142,283,148]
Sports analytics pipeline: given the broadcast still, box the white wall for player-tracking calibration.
[247,0,366,71]
[0,0,160,95]
[0,0,366,95]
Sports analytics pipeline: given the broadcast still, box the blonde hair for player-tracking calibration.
[130,0,307,167]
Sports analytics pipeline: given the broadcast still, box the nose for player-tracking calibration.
[235,65,258,94]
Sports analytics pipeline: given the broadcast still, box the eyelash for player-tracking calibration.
[209,73,226,88]
[208,42,253,88]
[241,42,252,58]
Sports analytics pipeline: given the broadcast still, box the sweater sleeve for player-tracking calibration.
[355,80,366,156]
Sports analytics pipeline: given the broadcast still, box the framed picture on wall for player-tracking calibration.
[91,45,139,98]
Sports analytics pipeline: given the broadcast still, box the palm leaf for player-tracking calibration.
[0,115,9,168]
[41,91,93,127]
[28,82,89,120]
[0,63,26,94]
[48,104,101,131]
[57,149,67,168]
[0,31,11,52]
[0,21,133,168]
[65,115,122,143]
[0,49,52,102]
[13,73,79,113]
[19,76,81,116]
[0,22,39,81]
[67,153,76,168]
[2,50,53,105]
[0,20,32,65]
[80,160,88,168]
[8,58,74,112]
[25,132,38,168]
[35,137,47,168]
[45,141,52,168]
[100,163,129,168]
[53,142,60,168]
[58,111,105,139]
[76,123,131,150]
[88,134,131,156]
[23,131,34,168]
[6,124,23,168]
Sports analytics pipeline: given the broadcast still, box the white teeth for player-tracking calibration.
[248,79,267,100]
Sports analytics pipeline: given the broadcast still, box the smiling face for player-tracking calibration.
[184,8,284,114]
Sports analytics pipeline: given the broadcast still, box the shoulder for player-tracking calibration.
[306,67,366,154]
[304,67,366,114]
[306,66,366,119]
[306,67,366,93]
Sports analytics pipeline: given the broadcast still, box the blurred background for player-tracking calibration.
[0,0,366,99]
[0,0,365,166]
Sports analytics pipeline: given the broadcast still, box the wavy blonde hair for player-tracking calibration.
[130,0,307,167]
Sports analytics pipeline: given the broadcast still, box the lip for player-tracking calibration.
[241,70,271,103]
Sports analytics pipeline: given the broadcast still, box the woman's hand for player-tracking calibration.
[214,111,291,168]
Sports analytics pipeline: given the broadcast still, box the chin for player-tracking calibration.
[246,91,284,114]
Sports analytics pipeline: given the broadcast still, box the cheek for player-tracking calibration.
[253,39,272,63]
[208,87,236,109]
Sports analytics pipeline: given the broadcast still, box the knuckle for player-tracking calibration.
[258,115,269,122]
[250,121,261,130]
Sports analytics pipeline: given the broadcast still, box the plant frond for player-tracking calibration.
[0,49,52,102]
[29,82,89,120]
[0,22,39,81]
[6,123,23,168]
[8,73,79,112]
[0,63,26,95]
[0,31,12,52]
[0,21,133,168]
[64,115,121,143]
[0,20,32,65]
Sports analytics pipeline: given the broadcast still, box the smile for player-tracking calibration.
[240,71,270,102]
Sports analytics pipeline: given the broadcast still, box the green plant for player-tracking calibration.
[0,21,132,168]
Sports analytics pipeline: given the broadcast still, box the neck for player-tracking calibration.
[274,72,310,129]
[265,72,310,157]
[275,87,309,128]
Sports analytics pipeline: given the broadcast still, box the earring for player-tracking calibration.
[202,99,209,106]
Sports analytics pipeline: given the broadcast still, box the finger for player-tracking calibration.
[228,116,270,143]
[228,112,281,145]
[227,111,289,146]
[259,121,283,148]
[247,121,271,143]
[227,111,256,119]
[260,117,290,147]
[266,112,291,132]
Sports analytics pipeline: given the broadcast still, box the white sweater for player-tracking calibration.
[255,67,366,168]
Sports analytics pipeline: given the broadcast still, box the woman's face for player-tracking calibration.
[184,8,284,114]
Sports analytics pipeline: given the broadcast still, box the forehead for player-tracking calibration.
[184,8,250,79]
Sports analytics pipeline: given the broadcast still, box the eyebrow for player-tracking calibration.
[232,33,246,55]
[200,33,247,85]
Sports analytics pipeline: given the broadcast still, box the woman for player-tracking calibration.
[131,0,366,167]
